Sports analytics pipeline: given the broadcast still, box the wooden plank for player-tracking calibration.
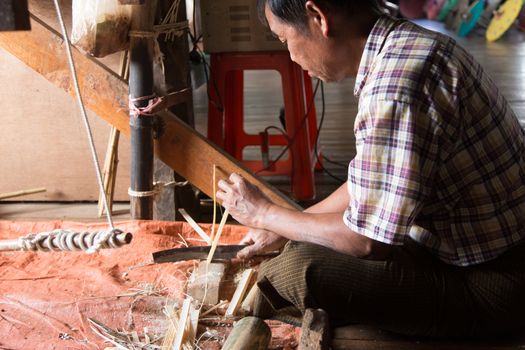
[157,111,300,209]
[332,339,525,350]
[333,326,525,350]
[334,325,403,342]
[0,16,130,133]
[0,13,300,210]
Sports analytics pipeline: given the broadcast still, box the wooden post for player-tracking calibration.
[222,317,271,350]
[129,0,157,219]
[155,0,200,221]
[299,309,331,350]
[0,0,30,31]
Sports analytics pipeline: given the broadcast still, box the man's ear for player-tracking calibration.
[305,0,329,37]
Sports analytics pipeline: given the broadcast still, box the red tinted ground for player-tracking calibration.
[0,220,298,349]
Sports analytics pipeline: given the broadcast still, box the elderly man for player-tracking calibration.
[216,0,525,338]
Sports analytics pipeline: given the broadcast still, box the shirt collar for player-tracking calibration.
[354,15,401,97]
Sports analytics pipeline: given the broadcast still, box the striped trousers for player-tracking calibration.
[253,240,525,338]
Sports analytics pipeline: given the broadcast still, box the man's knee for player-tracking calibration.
[257,241,338,312]
[259,241,329,280]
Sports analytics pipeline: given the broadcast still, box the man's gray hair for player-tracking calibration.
[257,0,383,30]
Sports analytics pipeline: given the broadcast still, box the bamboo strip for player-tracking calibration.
[226,269,254,317]
[178,209,211,244]
[210,165,217,241]
[0,187,46,200]
[172,298,191,350]
[206,209,230,265]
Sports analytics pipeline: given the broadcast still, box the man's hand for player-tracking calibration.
[216,173,273,228]
[237,228,288,260]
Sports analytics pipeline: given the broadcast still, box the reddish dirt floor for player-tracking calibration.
[0,220,298,349]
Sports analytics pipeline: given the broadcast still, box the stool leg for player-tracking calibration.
[208,54,226,148]
[224,70,244,160]
[281,63,315,201]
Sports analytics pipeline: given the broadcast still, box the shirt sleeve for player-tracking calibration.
[344,98,443,245]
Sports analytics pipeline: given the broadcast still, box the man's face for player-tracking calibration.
[265,4,340,82]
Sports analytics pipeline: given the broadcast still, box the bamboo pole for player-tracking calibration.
[129,0,158,220]
[98,51,129,217]
[98,126,120,217]
[0,187,46,200]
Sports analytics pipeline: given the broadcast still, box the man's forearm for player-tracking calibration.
[259,203,375,257]
[304,181,350,214]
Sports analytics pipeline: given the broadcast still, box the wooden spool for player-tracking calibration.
[222,317,271,350]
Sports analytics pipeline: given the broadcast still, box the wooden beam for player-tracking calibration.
[0,13,300,210]
[157,111,300,210]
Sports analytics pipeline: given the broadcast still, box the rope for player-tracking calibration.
[15,229,131,253]
[128,180,189,198]
[127,0,189,78]
[128,30,157,38]
[158,0,184,41]
[129,94,161,117]
[129,21,189,39]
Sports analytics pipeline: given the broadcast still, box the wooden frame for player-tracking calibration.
[0,13,300,211]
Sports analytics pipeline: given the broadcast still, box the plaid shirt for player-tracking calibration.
[343,16,525,266]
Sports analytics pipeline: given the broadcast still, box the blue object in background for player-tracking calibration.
[458,0,486,37]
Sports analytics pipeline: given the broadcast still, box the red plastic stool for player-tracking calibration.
[207,51,319,201]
